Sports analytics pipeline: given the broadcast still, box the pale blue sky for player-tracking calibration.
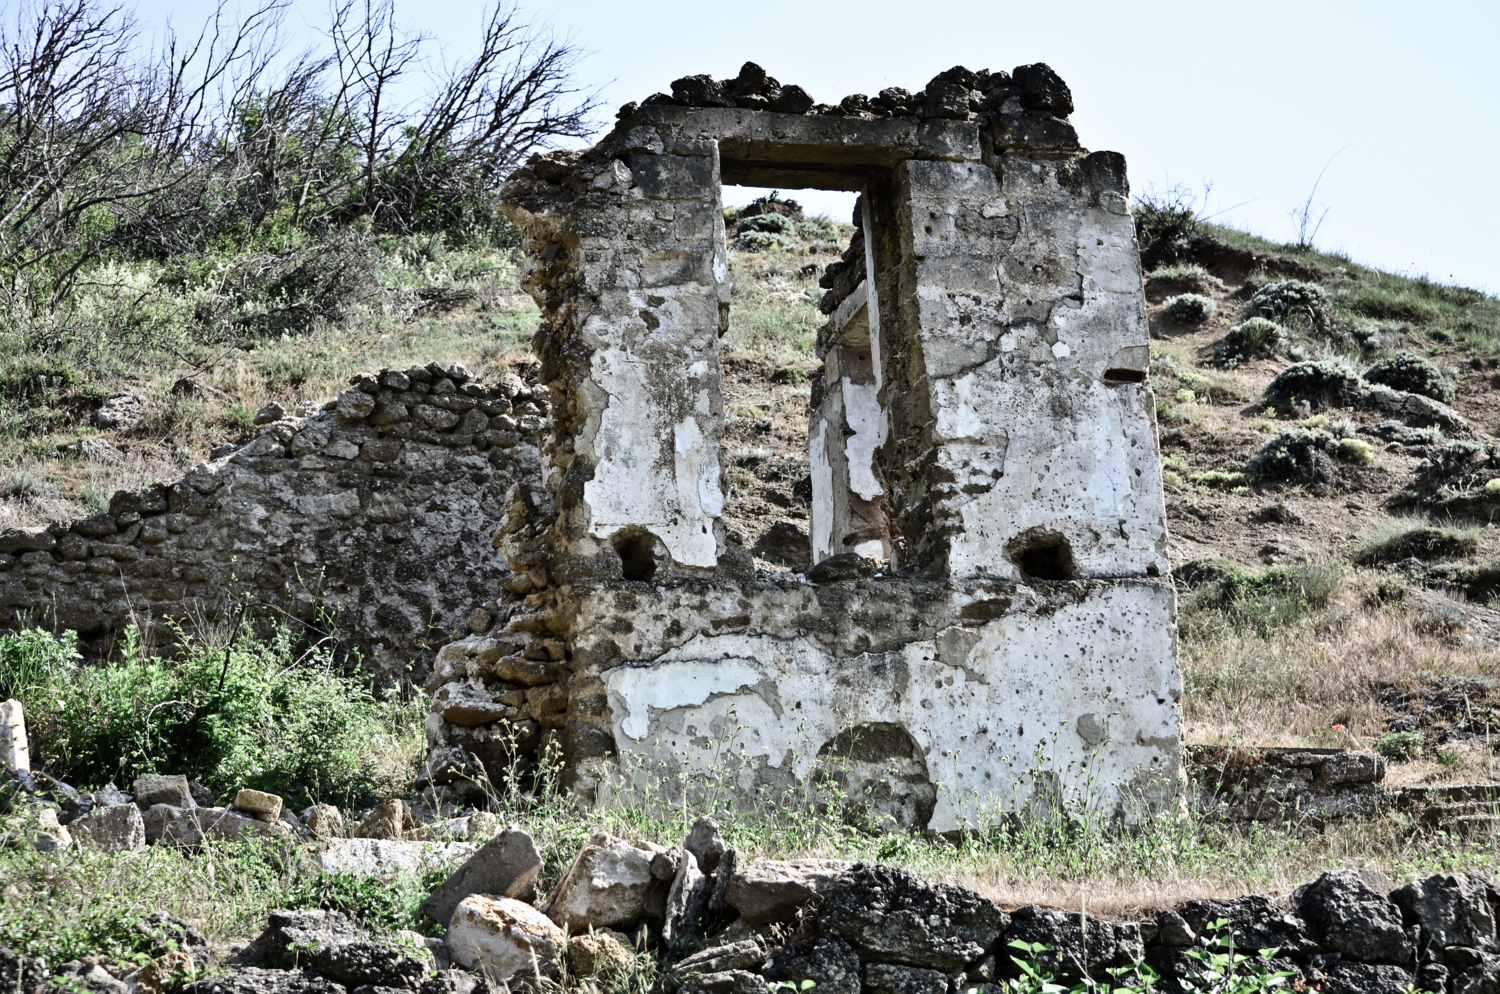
[137,0,1500,291]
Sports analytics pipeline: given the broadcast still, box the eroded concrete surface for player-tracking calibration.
[598,581,1181,831]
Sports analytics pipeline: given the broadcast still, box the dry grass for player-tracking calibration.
[1182,574,1500,747]
[0,297,538,528]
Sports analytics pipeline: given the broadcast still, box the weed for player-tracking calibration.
[1247,281,1334,334]
[1183,562,1345,639]
[1256,503,1299,524]
[1356,520,1479,566]
[283,870,446,936]
[1213,318,1284,368]
[1377,731,1423,762]
[1262,360,1361,410]
[1246,429,1340,482]
[1437,748,1466,770]
[8,623,423,810]
[1133,185,1201,271]
[1336,438,1374,465]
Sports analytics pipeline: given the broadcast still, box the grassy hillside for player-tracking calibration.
[7,198,1500,951]
[10,195,1500,784]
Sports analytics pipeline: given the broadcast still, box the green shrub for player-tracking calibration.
[796,218,839,242]
[1356,522,1479,565]
[1263,360,1362,410]
[8,625,420,809]
[734,229,793,252]
[1164,293,1216,325]
[1246,428,1338,482]
[1363,351,1455,402]
[1213,317,1284,367]
[1248,280,1333,333]
[1133,187,1199,270]
[1414,441,1498,494]
[284,870,445,935]
[0,628,80,702]
[1337,438,1374,465]
[1184,562,1345,635]
[738,213,797,236]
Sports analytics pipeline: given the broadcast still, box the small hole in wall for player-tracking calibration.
[1008,529,1076,581]
[614,532,658,582]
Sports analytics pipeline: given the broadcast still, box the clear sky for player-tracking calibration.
[134,0,1500,292]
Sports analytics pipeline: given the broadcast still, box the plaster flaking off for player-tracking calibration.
[842,379,884,501]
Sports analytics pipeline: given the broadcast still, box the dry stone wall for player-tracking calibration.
[0,362,547,679]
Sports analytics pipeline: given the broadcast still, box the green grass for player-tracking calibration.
[1201,222,1500,352]
[721,251,837,363]
[0,237,539,528]
[4,623,424,811]
[1181,562,1346,639]
[1355,518,1481,566]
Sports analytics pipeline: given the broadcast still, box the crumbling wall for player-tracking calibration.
[426,61,1185,830]
[0,363,545,678]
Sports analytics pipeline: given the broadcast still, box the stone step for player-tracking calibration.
[1419,801,1500,827]
[1394,784,1500,810]
[1439,814,1500,839]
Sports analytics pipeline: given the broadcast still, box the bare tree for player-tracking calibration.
[1289,146,1350,251]
[0,0,291,308]
[0,0,599,323]
[322,0,599,232]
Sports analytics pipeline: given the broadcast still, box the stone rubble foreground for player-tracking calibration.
[2,816,1496,993]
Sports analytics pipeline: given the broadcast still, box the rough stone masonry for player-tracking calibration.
[0,362,547,677]
[453,60,1182,831]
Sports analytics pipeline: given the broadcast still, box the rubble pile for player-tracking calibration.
[3,813,1495,993]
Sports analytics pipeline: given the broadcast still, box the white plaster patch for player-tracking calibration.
[841,379,884,501]
[611,657,765,740]
[602,584,1183,832]
[675,416,725,519]
[809,416,834,563]
[1051,341,1071,359]
[583,347,721,568]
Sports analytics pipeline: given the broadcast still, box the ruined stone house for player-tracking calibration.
[456,61,1184,831]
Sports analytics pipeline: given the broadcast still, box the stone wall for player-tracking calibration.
[415,61,1185,828]
[0,362,547,679]
[1188,746,1387,825]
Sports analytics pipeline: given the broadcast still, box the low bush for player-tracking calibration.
[1263,360,1363,410]
[1356,522,1479,565]
[1413,440,1499,494]
[1337,438,1374,465]
[1163,293,1216,325]
[1246,428,1340,482]
[6,624,422,809]
[1362,351,1455,403]
[1247,280,1334,333]
[734,229,793,252]
[1133,187,1199,271]
[1183,562,1345,636]
[1213,317,1284,367]
[737,213,797,236]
